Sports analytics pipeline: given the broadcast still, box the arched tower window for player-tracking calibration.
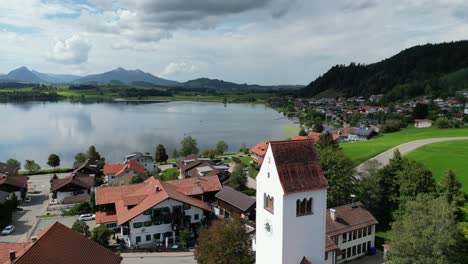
[264,193,274,214]
[296,197,313,216]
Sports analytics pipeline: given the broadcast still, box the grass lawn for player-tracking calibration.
[283,124,300,138]
[158,167,179,181]
[406,140,468,193]
[342,126,468,165]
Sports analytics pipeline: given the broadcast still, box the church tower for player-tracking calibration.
[255,139,328,264]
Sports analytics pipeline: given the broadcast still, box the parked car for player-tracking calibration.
[2,225,15,235]
[24,197,31,203]
[78,213,95,221]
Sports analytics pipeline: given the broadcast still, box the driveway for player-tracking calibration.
[0,173,69,243]
[355,137,468,177]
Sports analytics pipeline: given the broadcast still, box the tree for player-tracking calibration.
[215,141,229,155]
[179,228,190,249]
[47,154,60,168]
[312,117,324,133]
[155,144,169,163]
[195,217,255,264]
[91,225,113,246]
[315,132,339,150]
[6,159,21,171]
[438,170,467,220]
[298,128,307,136]
[72,220,91,237]
[87,145,101,161]
[180,136,199,156]
[317,147,356,207]
[386,194,466,264]
[397,159,436,205]
[24,160,41,172]
[413,103,429,119]
[435,117,450,128]
[75,152,87,163]
[230,164,247,190]
[130,175,144,184]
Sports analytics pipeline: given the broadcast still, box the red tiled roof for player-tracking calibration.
[165,175,222,196]
[249,142,267,157]
[122,195,147,206]
[325,235,338,252]
[95,183,144,205]
[0,243,29,264]
[104,160,145,176]
[308,132,321,142]
[50,173,94,192]
[10,222,121,264]
[291,135,310,141]
[96,211,118,224]
[300,256,311,264]
[269,140,328,194]
[326,202,378,236]
[414,119,433,123]
[0,175,28,189]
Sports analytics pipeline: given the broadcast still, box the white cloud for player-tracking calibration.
[160,62,195,78]
[47,35,92,64]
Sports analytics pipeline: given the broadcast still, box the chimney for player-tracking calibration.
[330,208,336,221]
[350,194,357,208]
[155,185,161,192]
[9,250,16,262]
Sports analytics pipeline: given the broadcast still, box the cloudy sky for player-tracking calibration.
[0,0,467,85]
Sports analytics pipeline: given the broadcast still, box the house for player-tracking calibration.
[414,119,433,128]
[308,132,340,142]
[175,156,228,181]
[347,128,377,141]
[104,160,146,185]
[95,177,213,247]
[464,103,468,115]
[124,152,155,174]
[255,139,330,264]
[325,203,378,263]
[72,159,101,176]
[164,175,222,202]
[214,186,256,220]
[50,173,94,204]
[0,222,121,264]
[249,142,268,165]
[0,174,28,201]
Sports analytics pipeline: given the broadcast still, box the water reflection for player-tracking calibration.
[0,101,294,167]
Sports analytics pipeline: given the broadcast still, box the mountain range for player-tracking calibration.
[0,67,302,90]
[299,41,468,99]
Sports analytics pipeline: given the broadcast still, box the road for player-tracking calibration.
[0,173,71,243]
[355,137,468,177]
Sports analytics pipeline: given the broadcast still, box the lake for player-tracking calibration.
[0,101,295,167]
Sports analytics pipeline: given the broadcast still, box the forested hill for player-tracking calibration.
[299,41,468,100]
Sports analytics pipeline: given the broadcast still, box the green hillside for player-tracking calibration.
[299,41,468,100]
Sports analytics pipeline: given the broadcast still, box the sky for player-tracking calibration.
[0,0,468,85]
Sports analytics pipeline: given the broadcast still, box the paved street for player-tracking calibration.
[0,173,69,243]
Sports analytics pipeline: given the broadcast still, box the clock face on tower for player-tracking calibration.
[264,220,273,236]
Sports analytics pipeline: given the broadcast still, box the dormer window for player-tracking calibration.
[296,198,313,216]
[264,193,274,214]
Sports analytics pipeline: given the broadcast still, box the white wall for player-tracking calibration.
[127,199,203,246]
[255,147,285,264]
[335,225,376,263]
[283,189,327,264]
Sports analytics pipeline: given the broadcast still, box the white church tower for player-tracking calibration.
[255,139,329,264]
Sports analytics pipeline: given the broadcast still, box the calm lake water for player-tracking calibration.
[0,101,294,167]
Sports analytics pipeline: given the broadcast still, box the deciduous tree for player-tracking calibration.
[91,225,113,246]
[195,217,255,264]
[215,141,229,155]
[6,159,21,171]
[47,154,60,168]
[74,152,87,163]
[72,220,91,237]
[230,164,247,190]
[24,160,41,172]
[387,194,466,264]
[180,136,199,156]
